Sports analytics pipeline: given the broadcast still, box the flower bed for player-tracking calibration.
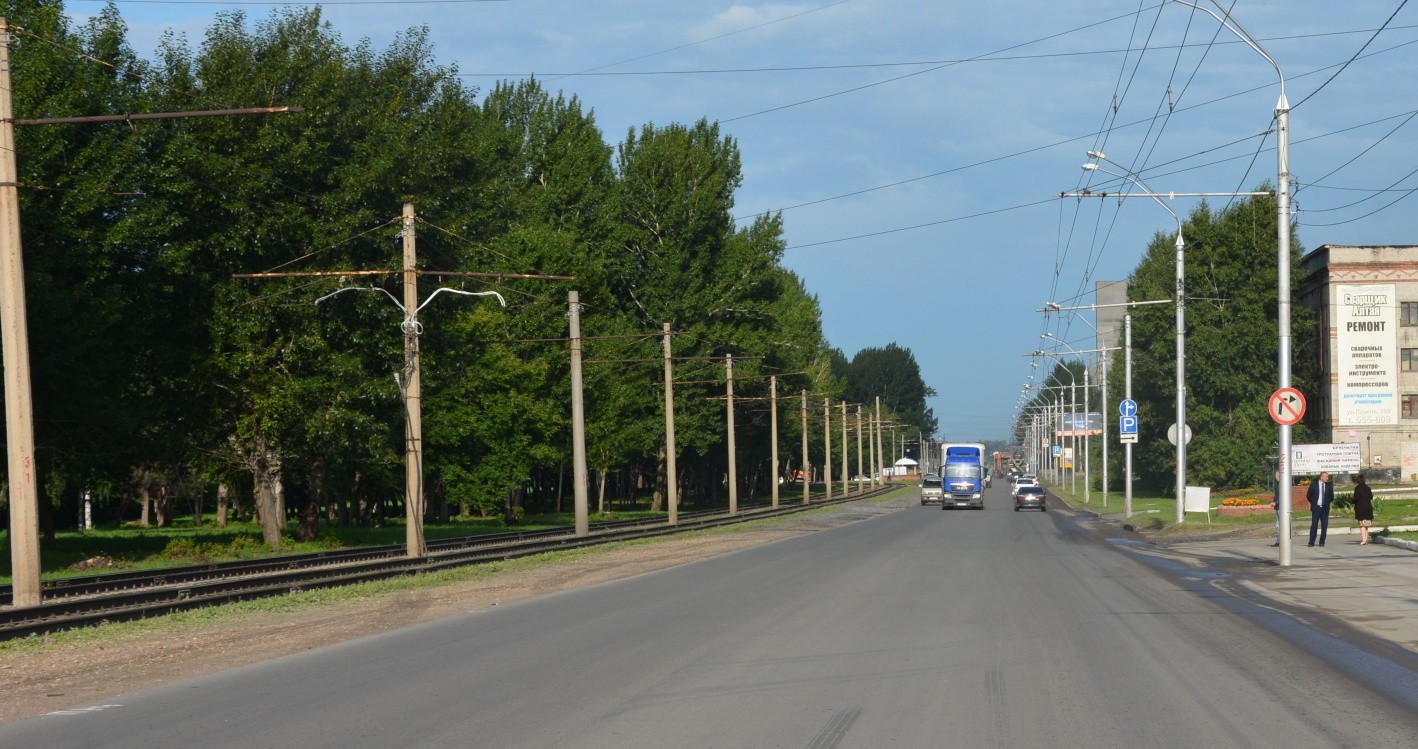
[1218,505,1274,517]
[1217,495,1273,517]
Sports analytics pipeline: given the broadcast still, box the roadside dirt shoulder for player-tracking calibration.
[0,494,910,724]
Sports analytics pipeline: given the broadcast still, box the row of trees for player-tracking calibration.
[1016,191,1316,491]
[0,2,937,548]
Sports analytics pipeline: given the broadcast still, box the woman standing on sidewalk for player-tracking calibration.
[1353,475,1374,545]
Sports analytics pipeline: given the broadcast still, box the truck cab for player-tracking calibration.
[941,443,986,510]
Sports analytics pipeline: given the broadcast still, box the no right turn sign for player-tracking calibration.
[1269,388,1305,426]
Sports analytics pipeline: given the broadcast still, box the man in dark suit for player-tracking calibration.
[1307,471,1333,547]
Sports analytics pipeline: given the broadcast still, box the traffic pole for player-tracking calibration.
[1125,314,1133,519]
[663,322,677,524]
[1277,94,1294,567]
[1084,363,1090,505]
[1101,350,1108,508]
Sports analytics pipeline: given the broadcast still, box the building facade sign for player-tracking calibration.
[1290,443,1362,475]
[1335,284,1398,426]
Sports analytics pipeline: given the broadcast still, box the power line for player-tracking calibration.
[737,33,1418,223]
[1296,110,1418,193]
[721,3,1167,123]
[784,199,1055,250]
[454,23,1418,77]
[65,0,514,4]
[1298,180,1418,227]
[1293,0,1411,110]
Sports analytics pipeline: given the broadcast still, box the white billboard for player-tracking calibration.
[1290,443,1362,475]
[1335,284,1397,426]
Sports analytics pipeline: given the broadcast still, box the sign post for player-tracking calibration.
[1269,386,1306,567]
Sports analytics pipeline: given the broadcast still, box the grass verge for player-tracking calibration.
[0,487,910,656]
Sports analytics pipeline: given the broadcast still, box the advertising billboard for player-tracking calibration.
[1055,413,1103,437]
[1289,443,1362,475]
[1335,284,1397,426]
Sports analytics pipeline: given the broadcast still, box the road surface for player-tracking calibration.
[5,484,1418,747]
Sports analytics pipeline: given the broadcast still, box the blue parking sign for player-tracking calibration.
[1119,415,1137,434]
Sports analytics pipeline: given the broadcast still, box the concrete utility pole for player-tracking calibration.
[0,19,305,608]
[663,322,678,524]
[857,407,865,494]
[570,291,589,536]
[726,354,737,515]
[868,406,877,487]
[801,390,809,504]
[840,401,848,494]
[823,398,833,500]
[401,205,427,557]
[1,18,38,605]
[867,397,879,485]
[770,376,779,509]
[1125,314,1134,519]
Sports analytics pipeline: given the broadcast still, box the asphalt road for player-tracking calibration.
[6,485,1418,748]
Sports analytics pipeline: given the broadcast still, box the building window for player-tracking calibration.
[1403,302,1418,326]
[1405,395,1418,419]
[1406,349,1418,371]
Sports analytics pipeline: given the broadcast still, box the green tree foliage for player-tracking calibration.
[1107,193,1313,491]
[1,3,898,545]
[843,343,938,435]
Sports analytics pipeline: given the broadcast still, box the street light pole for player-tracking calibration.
[1170,0,1295,566]
[1126,313,1134,519]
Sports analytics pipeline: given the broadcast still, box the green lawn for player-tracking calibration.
[0,510,656,585]
[1046,482,1418,535]
[0,486,850,584]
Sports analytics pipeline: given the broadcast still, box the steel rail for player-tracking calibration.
[0,497,797,607]
[0,486,903,639]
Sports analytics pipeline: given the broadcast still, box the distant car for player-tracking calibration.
[1015,485,1047,511]
[920,474,944,505]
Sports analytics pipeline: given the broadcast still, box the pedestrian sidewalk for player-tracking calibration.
[1152,534,1418,655]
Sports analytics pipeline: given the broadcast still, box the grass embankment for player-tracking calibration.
[0,484,913,655]
[0,483,870,584]
[1046,482,1418,536]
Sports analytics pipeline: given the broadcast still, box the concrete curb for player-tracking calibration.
[1375,535,1418,553]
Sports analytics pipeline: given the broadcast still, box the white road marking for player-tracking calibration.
[46,704,122,717]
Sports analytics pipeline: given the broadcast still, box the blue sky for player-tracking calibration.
[68,0,1418,440]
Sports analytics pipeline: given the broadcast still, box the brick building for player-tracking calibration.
[1299,244,1418,483]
